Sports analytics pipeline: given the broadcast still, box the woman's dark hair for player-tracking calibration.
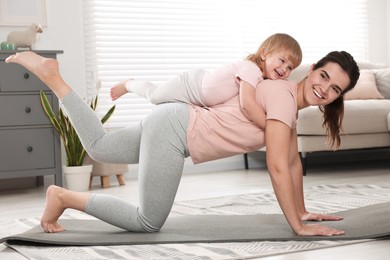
[313,51,360,149]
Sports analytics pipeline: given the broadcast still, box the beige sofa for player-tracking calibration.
[290,62,390,175]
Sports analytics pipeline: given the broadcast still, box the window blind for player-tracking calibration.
[83,0,368,128]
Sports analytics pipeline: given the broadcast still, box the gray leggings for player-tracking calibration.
[61,91,190,232]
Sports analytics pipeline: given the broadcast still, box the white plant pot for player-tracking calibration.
[62,165,93,192]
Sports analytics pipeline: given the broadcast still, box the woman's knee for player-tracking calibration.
[137,213,164,233]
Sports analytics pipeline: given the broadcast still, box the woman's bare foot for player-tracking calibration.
[41,185,66,233]
[41,185,91,233]
[110,79,131,101]
[5,51,71,99]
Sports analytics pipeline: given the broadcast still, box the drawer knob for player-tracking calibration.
[27,146,33,152]
[25,107,31,113]
[24,73,30,79]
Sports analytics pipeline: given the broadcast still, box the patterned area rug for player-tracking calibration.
[1,184,390,260]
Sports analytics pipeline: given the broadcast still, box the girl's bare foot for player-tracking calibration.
[41,185,66,233]
[5,51,71,99]
[110,79,131,101]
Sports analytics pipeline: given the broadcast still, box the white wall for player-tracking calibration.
[0,0,87,97]
[368,0,389,64]
[388,0,390,63]
[40,0,86,97]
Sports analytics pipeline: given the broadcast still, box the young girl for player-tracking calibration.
[110,33,302,129]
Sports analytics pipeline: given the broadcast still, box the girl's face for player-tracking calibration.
[302,62,350,107]
[262,50,295,80]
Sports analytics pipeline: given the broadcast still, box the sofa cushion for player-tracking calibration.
[297,100,390,135]
[289,64,309,81]
[344,70,384,100]
[373,68,390,98]
[289,61,387,82]
[388,113,390,131]
[357,61,387,70]
[298,133,390,152]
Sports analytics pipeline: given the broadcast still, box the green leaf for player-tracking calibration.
[101,105,116,124]
[93,95,98,110]
[40,91,61,133]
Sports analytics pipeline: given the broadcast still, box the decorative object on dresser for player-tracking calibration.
[0,50,63,186]
[0,41,15,51]
[40,91,115,191]
[6,23,43,50]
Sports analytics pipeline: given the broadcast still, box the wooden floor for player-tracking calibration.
[0,158,389,259]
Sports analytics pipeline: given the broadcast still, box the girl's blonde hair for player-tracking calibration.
[247,33,302,69]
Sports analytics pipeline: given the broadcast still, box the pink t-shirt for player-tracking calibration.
[201,60,263,106]
[187,79,298,164]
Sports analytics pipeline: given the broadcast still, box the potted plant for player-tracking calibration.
[40,90,115,191]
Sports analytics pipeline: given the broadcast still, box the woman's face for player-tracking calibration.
[302,62,350,106]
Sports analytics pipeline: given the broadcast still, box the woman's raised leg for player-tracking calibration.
[6,52,191,233]
[5,52,143,232]
[6,51,142,165]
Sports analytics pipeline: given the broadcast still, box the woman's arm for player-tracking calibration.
[288,128,307,216]
[239,80,266,129]
[266,120,345,236]
[289,129,344,222]
[265,120,303,233]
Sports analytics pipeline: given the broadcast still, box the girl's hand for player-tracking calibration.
[297,223,345,236]
[301,211,343,221]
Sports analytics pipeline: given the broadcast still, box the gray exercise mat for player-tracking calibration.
[1,202,390,246]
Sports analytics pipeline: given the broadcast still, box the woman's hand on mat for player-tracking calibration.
[301,212,343,222]
[297,223,345,236]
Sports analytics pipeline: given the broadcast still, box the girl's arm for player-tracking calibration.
[239,80,265,129]
[265,119,345,236]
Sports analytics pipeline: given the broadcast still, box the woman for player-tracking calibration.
[5,50,359,237]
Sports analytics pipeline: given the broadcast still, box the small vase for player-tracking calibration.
[62,165,93,192]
